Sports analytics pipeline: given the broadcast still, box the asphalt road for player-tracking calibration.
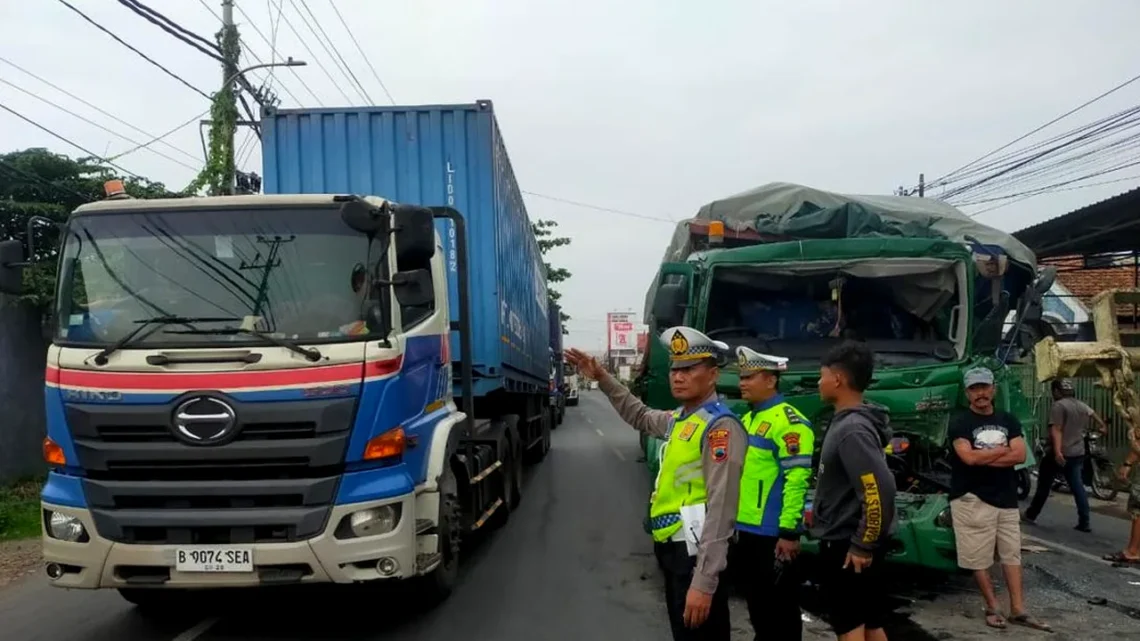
[4,390,1140,640]
[0,391,686,641]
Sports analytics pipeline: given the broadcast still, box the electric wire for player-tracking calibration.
[0,76,200,172]
[270,1,354,104]
[918,70,1140,193]
[198,0,312,107]
[327,0,395,104]
[116,0,223,62]
[53,0,210,99]
[0,101,147,180]
[0,55,203,164]
[521,190,678,223]
[292,0,371,103]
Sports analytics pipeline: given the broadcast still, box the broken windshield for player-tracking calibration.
[703,259,967,369]
[54,207,388,347]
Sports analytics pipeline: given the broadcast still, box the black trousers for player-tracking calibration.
[654,541,731,641]
[731,532,803,641]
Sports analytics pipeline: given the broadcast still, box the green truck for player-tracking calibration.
[632,183,1054,572]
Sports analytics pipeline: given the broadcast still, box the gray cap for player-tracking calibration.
[963,367,994,388]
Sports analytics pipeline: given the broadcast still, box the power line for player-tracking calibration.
[0,75,200,172]
[0,55,202,165]
[108,109,210,163]
[116,0,222,61]
[121,0,218,52]
[327,0,395,104]
[267,1,354,104]
[219,0,323,106]
[922,70,1140,192]
[941,107,1140,204]
[521,190,677,223]
[0,101,147,181]
[53,0,210,100]
[292,0,371,103]
[264,0,286,94]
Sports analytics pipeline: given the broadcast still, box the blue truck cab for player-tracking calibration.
[0,101,553,610]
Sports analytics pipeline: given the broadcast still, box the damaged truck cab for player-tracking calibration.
[635,183,1052,572]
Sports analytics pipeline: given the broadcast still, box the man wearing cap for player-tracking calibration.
[732,346,814,640]
[1024,378,1107,532]
[948,366,1049,632]
[565,326,747,641]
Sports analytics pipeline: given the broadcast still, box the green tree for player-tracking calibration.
[0,148,177,313]
[532,219,571,333]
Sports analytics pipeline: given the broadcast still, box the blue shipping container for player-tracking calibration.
[261,100,550,396]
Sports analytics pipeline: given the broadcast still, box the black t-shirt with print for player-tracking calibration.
[948,409,1024,509]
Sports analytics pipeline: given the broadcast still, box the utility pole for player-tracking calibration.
[220,0,238,196]
[918,173,925,198]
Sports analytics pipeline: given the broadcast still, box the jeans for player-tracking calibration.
[1027,454,1090,528]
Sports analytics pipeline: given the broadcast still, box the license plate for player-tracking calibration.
[174,547,254,573]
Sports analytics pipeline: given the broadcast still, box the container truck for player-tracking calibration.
[0,100,553,609]
[635,182,1055,573]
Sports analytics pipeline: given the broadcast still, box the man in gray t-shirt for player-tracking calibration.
[1024,379,1107,532]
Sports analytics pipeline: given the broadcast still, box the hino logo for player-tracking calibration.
[63,389,123,402]
[172,397,237,444]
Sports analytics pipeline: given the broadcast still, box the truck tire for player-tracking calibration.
[419,461,461,602]
[502,415,523,511]
[526,410,552,463]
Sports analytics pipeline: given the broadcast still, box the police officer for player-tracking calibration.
[565,327,747,641]
[733,345,814,640]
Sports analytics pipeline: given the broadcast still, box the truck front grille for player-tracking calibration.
[67,396,356,544]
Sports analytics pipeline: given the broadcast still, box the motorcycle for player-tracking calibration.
[1030,431,1118,501]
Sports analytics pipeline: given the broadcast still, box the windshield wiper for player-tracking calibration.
[164,327,323,362]
[92,316,241,366]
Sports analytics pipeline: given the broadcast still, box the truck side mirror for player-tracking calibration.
[392,205,435,265]
[653,282,687,327]
[339,199,389,235]
[1033,266,1057,295]
[392,268,434,307]
[0,239,26,295]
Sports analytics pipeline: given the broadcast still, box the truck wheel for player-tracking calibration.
[420,461,461,602]
[502,416,523,511]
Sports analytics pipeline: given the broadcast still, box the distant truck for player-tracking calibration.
[0,101,553,608]
[549,299,566,426]
[635,182,1054,573]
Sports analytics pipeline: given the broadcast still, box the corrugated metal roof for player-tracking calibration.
[1013,185,1140,258]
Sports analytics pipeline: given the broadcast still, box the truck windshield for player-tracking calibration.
[54,207,387,346]
[704,258,966,369]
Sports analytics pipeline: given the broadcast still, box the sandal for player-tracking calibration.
[1102,552,1140,565]
[1009,613,1053,632]
[985,609,1007,629]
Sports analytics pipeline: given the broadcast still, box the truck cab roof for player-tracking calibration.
[71,194,391,216]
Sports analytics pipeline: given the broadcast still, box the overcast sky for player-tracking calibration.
[4,0,1140,352]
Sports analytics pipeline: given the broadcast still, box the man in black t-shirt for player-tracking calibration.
[948,367,1050,632]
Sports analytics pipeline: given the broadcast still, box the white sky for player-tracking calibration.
[4,0,1140,352]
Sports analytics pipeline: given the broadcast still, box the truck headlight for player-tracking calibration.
[45,510,89,542]
[337,504,401,539]
[934,506,953,529]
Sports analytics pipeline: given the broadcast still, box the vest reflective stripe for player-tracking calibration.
[737,398,815,536]
[648,400,737,543]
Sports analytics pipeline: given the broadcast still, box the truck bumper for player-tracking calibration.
[41,493,420,590]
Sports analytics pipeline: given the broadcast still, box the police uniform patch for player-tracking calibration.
[783,406,805,425]
[669,330,689,356]
[782,432,801,455]
[756,421,772,437]
[708,427,730,462]
[677,421,699,441]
